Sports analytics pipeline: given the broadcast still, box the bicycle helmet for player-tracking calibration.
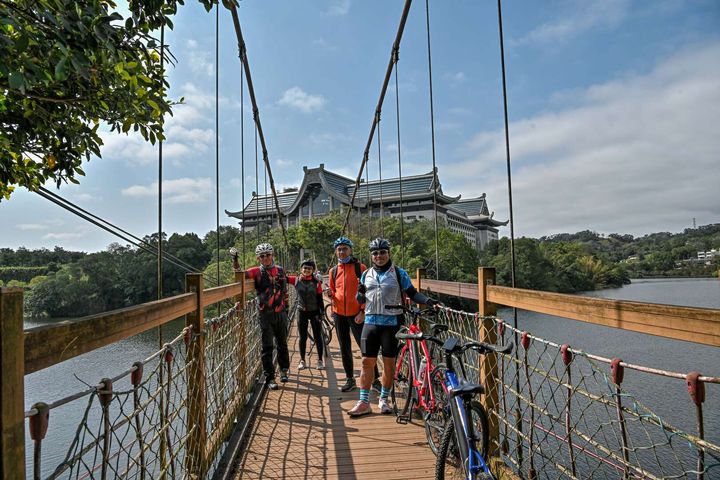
[369,237,390,252]
[333,236,353,249]
[254,243,274,256]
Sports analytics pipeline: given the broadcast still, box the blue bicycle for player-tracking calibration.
[396,331,513,480]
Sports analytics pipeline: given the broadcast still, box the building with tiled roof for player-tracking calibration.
[225,164,507,250]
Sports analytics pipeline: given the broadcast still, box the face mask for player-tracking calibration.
[339,256,352,264]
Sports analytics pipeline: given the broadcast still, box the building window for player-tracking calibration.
[312,190,331,215]
[301,201,309,218]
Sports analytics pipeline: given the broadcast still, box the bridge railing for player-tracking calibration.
[416,267,720,479]
[0,271,273,479]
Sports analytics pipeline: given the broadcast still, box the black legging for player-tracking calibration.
[298,310,324,361]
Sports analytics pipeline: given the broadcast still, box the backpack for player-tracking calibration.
[331,261,362,285]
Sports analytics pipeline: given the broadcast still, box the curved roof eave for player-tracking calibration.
[319,171,368,208]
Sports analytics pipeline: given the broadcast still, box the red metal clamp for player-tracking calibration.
[521,331,530,350]
[29,402,49,441]
[561,344,572,366]
[99,378,113,407]
[131,361,144,386]
[611,358,624,385]
[686,372,705,406]
[497,319,505,336]
[164,347,174,364]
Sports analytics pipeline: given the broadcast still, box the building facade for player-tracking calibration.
[225,164,507,251]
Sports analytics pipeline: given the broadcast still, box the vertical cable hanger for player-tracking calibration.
[393,48,405,266]
[366,153,371,265]
[424,0,440,279]
[157,22,165,347]
[496,0,523,470]
[255,123,259,245]
[240,40,246,267]
[377,110,384,238]
[215,2,221,295]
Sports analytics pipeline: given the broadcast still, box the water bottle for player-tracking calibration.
[418,357,427,381]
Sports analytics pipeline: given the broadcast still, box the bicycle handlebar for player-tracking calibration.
[395,331,514,356]
[385,303,437,316]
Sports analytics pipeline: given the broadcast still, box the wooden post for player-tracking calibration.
[234,271,247,393]
[416,268,426,292]
[478,267,500,458]
[185,274,207,477]
[1,287,25,479]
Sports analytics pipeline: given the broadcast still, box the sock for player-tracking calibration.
[381,386,391,399]
[359,389,370,403]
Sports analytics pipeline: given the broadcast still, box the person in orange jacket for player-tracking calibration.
[328,237,380,392]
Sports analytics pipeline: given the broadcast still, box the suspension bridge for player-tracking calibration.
[2,0,719,479]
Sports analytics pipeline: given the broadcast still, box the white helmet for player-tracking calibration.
[255,243,274,256]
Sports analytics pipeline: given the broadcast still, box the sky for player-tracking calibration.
[2,0,719,252]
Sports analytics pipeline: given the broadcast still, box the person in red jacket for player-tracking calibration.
[233,243,290,391]
[328,237,380,392]
[287,259,325,370]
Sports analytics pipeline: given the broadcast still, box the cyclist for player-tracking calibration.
[287,259,325,370]
[348,237,439,416]
[232,243,290,391]
[328,236,380,393]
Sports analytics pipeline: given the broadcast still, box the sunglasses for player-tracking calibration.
[336,246,350,252]
[258,253,272,258]
[371,250,389,256]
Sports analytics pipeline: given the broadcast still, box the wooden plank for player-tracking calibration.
[1,287,25,479]
[487,285,720,346]
[421,279,478,300]
[24,293,196,374]
[203,283,244,307]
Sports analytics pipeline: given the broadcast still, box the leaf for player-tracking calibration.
[147,99,159,111]
[55,57,68,80]
[8,71,24,90]
[125,17,133,29]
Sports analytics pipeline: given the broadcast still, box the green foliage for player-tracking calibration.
[0,265,48,283]
[0,0,234,200]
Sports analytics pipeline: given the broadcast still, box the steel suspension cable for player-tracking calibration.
[496,0,523,470]
[393,55,405,266]
[255,123,259,245]
[34,188,219,286]
[341,0,413,235]
[424,0,440,279]
[229,5,290,254]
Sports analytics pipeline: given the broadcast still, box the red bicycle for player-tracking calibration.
[389,303,450,455]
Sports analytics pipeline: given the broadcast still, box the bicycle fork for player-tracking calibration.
[447,374,490,479]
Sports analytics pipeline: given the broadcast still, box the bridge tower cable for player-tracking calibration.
[424,0,440,280]
[229,5,290,256]
[496,0,523,470]
[393,50,405,266]
[342,0,413,237]
[34,189,220,287]
[157,22,165,345]
[255,124,259,245]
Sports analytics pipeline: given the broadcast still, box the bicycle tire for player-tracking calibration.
[435,400,490,480]
[322,318,332,345]
[391,350,413,417]
[425,364,450,456]
[324,303,334,323]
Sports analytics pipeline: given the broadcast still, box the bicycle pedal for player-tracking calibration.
[396,414,411,425]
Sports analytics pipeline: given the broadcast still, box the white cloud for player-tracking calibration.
[514,0,630,45]
[326,0,351,16]
[274,158,294,167]
[185,39,213,77]
[313,38,338,52]
[278,86,327,113]
[443,72,467,86]
[121,178,212,204]
[444,43,720,237]
[43,232,85,241]
[17,223,48,231]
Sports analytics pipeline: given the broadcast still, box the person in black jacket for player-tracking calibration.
[288,259,326,370]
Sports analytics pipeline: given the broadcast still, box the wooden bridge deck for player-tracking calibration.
[231,323,437,479]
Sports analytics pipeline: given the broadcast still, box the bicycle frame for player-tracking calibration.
[443,348,491,478]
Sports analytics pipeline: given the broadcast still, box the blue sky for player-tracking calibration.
[2,0,719,252]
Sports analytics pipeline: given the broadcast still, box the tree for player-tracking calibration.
[0,0,229,200]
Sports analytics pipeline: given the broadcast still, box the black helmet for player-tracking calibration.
[300,259,316,270]
[369,237,391,252]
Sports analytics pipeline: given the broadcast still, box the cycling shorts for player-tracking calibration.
[360,324,402,358]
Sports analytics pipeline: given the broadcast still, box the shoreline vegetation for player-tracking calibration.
[3,216,718,319]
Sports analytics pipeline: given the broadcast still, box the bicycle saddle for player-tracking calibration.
[428,321,449,335]
[448,382,485,398]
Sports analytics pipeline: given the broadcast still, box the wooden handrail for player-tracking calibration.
[420,277,720,347]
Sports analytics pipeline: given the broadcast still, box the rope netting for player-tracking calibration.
[428,305,719,479]
[24,296,276,479]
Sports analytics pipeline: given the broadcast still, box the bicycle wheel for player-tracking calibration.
[322,318,332,345]
[435,401,490,480]
[324,303,334,323]
[391,349,413,417]
[425,364,449,456]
